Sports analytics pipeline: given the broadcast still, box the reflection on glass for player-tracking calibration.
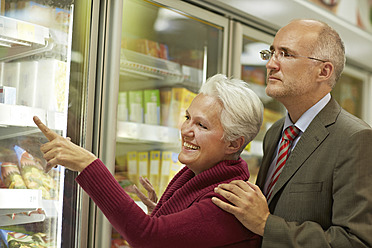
[112,0,225,246]
[0,0,74,247]
[240,36,285,183]
[332,73,363,119]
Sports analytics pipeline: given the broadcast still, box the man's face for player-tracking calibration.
[265,21,323,104]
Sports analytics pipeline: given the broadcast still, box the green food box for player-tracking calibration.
[144,89,160,125]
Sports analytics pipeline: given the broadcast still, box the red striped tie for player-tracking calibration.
[266,125,300,201]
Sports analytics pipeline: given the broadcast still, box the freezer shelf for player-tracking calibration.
[117,121,180,145]
[0,104,65,140]
[0,15,49,46]
[0,189,45,226]
[0,16,53,62]
[120,49,202,85]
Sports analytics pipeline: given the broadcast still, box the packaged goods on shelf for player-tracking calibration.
[128,90,144,123]
[137,151,149,195]
[126,151,139,199]
[117,92,128,122]
[36,59,68,112]
[0,177,5,188]
[149,151,161,195]
[168,88,197,129]
[122,37,169,60]
[0,229,55,248]
[115,154,127,173]
[0,162,27,189]
[144,89,160,125]
[241,66,266,86]
[18,61,38,107]
[159,151,183,195]
[14,145,58,200]
[2,62,20,104]
[0,86,16,104]
[160,88,171,126]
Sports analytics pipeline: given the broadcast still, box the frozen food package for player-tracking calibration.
[0,162,27,189]
[36,59,68,112]
[0,229,56,248]
[0,176,5,188]
[14,145,57,200]
[18,61,38,107]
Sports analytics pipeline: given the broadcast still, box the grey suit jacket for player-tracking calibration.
[256,98,372,248]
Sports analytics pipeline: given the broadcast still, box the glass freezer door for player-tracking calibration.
[231,23,286,183]
[0,1,74,247]
[107,0,229,246]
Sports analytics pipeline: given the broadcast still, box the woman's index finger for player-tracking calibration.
[33,116,59,141]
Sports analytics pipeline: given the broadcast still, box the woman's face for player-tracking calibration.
[178,93,230,175]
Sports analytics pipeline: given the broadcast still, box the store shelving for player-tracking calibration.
[117,121,180,145]
[120,49,203,92]
[0,189,45,226]
[0,104,65,140]
[0,16,52,62]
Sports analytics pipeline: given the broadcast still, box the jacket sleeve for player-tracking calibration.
[262,128,372,248]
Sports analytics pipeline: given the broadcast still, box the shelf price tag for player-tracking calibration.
[17,22,35,42]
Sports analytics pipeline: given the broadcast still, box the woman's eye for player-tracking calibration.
[198,123,207,129]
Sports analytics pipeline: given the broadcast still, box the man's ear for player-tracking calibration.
[226,136,245,155]
[318,62,334,81]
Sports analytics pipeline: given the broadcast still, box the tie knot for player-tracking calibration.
[283,125,300,142]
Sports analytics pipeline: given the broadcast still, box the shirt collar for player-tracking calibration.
[283,93,331,133]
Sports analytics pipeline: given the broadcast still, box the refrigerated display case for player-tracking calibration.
[331,66,370,121]
[93,0,229,246]
[229,22,286,183]
[0,1,75,247]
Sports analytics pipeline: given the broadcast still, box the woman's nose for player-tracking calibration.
[181,121,193,136]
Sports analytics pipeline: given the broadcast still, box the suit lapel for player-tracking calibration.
[267,98,341,204]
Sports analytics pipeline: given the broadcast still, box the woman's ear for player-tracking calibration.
[226,136,245,155]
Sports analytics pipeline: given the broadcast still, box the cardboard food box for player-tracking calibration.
[168,88,197,129]
[137,151,149,195]
[149,150,161,195]
[128,90,143,123]
[144,89,160,125]
[0,86,16,104]
[117,91,128,121]
[160,88,172,126]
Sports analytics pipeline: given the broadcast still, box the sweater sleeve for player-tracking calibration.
[76,159,260,248]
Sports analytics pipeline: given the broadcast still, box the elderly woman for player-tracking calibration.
[34,74,264,248]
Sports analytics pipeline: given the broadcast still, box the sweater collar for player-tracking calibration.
[152,158,249,217]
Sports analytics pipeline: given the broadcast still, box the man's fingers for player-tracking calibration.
[211,197,238,215]
[33,116,59,141]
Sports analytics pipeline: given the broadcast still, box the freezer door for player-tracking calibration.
[0,1,74,247]
[94,0,229,247]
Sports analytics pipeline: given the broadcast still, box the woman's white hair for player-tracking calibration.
[199,74,264,154]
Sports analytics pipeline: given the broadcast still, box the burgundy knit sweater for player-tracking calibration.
[76,158,261,248]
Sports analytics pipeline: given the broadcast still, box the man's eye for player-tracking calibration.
[282,51,292,57]
[185,115,190,120]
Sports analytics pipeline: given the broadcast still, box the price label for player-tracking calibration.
[17,22,35,42]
